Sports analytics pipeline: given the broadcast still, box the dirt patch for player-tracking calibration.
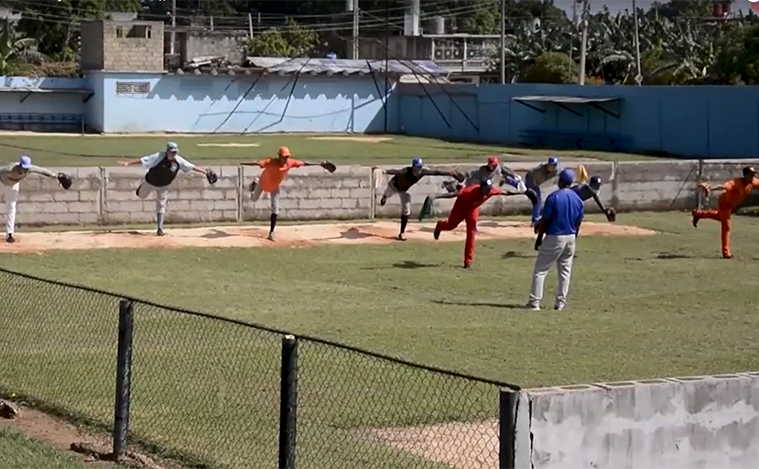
[196,143,260,147]
[367,419,498,469]
[0,401,168,468]
[308,136,393,143]
[0,221,656,253]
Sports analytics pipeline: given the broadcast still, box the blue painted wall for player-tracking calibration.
[0,76,87,124]
[398,83,759,158]
[95,72,396,134]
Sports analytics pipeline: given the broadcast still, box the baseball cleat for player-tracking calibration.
[267,232,275,241]
[156,229,166,237]
[397,233,406,241]
[433,225,441,240]
[526,302,541,311]
[135,184,142,197]
[463,263,471,269]
[5,234,15,243]
[554,303,566,311]
[691,210,699,228]
[723,254,733,259]
[249,180,258,193]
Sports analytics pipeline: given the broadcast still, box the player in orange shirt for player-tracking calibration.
[692,166,759,259]
[242,146,334,241]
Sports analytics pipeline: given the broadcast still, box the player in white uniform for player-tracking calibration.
[119,142,214,236]
[0,155,72,243]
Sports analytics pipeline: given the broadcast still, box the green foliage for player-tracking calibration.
[245,19,319,58]
[0,18,45,75]
[712,25,759,84]
[522,51,576,83]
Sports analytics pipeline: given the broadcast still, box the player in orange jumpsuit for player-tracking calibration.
[433,179,517,268]
[692,166,759,259]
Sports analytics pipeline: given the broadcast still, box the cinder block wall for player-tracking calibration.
[512,373,759,469]
[8,159,758,228]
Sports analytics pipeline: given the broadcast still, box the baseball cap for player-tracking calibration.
[487,155,500,169]
[19,155,32,169]
[278,146,291,158]
[411,157,423,168]
[559,169,575,186]
[547,156,559,165]
[743,166,757,177]
[589,176,602,189]
[166,142,179,152]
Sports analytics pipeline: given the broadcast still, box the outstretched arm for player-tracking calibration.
[28,165,58,178]
[119,159,142,167]
[590,190,606,213]
[240,161,264,167]
[384,168,404,175]
[421,168,457,177]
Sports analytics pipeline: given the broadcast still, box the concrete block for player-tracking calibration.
[299,199,323,209]
[107,190,137,201]
[350,188,371,199]
[201,189,225,200]
[189,200,213,211]
[107,201,143,212]
[53,191,81,202]
[24,193,54,202]
[213,200,237,211]
[79,190,100,202]
[67,202,97,213]
[340,178,361,188]
[176,190,203,200]
[319,199,343,209]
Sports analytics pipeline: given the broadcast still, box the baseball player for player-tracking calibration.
[119,142,218,237]
[525,156,560,225]
[432,179,517,269]
[571,174,616,222]
[528,169,584,312]
[241,146,336,241]
[380,157,463,240]
[0,155,72,243]
[418,156,531,221]
[692,166,759,259]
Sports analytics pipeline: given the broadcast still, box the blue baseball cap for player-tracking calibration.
[411,157,423,168]
[166,142,179,152]
[559,169,575,186]
[19,155,31,169]
[547,156,559,165]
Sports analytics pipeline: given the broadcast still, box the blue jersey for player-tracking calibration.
[542,188,584,236]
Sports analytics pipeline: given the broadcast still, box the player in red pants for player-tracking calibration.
[433,179,517,268]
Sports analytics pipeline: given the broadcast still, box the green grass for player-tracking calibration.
[2,211,758,468]
[0,428,103,469]
[0,133,660,167]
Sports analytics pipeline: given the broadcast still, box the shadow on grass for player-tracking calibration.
[392,261,441,269]
[200,229,234,239]
[432,299,526,309]
[502,250,533,259]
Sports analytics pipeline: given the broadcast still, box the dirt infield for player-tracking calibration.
[0,220,655,253]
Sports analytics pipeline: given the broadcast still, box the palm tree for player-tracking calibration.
[0,18,45,75]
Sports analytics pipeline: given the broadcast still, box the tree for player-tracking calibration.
[245,19,319,58]
[0,18,45,75]
[711,24,759,84]
[521,51,576,83]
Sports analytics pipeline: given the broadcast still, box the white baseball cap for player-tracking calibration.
[19,155,32,169]
[166,142,179,152]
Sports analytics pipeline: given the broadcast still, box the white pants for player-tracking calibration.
[251,183,280,215]
[383,184,411,216]
[2,183,19,235]
[529,234,577,308]
[137,181,169,214]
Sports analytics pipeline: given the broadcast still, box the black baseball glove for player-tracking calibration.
[206,169,218,185]
[321,161,337,173]
[605,207,617,222]
[453,171,466,183]
[57,172,72,190]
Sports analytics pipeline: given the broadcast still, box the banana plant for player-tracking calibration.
[0,18,45,75]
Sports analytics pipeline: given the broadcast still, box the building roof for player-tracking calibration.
[246,57,448,77]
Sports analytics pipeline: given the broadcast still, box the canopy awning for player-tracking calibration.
[0,87,94,103]
[513,95,622,118]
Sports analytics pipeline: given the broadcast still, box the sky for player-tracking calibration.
[552,0,751,15]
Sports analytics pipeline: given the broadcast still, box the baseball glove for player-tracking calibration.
[605,207,617,222]
[698,182,710,195]
[453,171,466,183]
[418,196,433,222]
[57,172,72,190]
[321,161,337,173]
[205,169,218,185]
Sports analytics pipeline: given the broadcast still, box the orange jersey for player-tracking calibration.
[258,158,305,192]
[719,177,759,208]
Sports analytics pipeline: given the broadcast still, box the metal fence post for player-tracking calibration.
[113,299,134,461]
[499,388,517,469]
[279,335,298,469]
[697,159,704,210]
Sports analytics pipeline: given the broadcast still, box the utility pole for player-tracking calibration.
[500,0,506,84]
[170,0,176,55]
[579,0,589,85]
[633,0,642,85]
[248,12,253,38]
[352,0,360,59]
[569,0,578,64]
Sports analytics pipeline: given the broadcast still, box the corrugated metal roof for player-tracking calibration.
[246,57,448,77]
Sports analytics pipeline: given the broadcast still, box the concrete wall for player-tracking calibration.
[397,83,759,158]
[184,31,247,64]
[94,72,397,134]
[512,372,759,469]
[8,159,755,228]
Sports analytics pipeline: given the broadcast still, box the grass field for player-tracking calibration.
[2,211,758,468]
[0,428,99,469]
[0,133,659,167]
[1,211,757,387]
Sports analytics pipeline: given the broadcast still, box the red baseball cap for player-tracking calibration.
[487,155,500,169]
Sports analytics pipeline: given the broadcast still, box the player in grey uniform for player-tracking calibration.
[571,176,615,221]
[380,157,463,240]
[119,142,214,236]
[525,156,559,225]
[0,155,72,243]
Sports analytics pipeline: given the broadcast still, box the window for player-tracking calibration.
[116,26,123,38]
[126,25,151,39]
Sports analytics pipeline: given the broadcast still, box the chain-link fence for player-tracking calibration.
[0,267,520,469]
